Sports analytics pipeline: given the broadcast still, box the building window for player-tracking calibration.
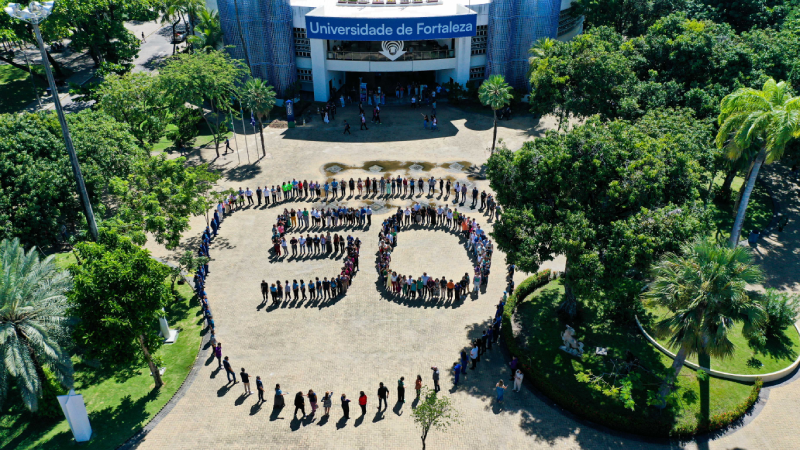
[294,28,311,57]
[558,7,583,36]
[297,69,313,82]
[471,25,488,55]
[469,66,485,80]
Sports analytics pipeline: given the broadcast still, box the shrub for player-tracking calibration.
[756,289,800,337]
[37,367,68,421]
[501,272,761,437]
[168,106,202,149]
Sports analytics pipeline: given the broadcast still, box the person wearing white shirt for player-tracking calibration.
[299,236,307,255]
[404,207,411,226]
[514,369,524,392]
[366,206,373,226]
[470,345,479,369]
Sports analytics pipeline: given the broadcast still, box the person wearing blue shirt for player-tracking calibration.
[453,362,461,386]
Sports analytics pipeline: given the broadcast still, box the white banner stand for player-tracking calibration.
[57,389,92,442]
[159,316,179,344]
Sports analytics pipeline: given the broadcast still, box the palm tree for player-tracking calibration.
[643,238,766,407]
[0,238,74,413]
[478,74,514,154]
[188,9,223,52]
[239,79,276,158]
[159,0,183,55]
[716,78,800,247]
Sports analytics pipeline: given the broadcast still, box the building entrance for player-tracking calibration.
[343,71,437,99]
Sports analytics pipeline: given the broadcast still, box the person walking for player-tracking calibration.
[513,369,524,392]
[397,377,406,403]
[141,31,146,43]
[358,391,368,416]
[343,120,351,134]
[256,376,265,403]
[431,115,438,131]
[223,356,237,383]
[496,380,507,404]
[377,382,389,410]
[240,368,252,394]
[431,366,441,392]
[341,393,351,418]
[294,391,307,418]
[360,113,368,130]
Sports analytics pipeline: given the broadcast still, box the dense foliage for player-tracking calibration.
[69,230,172,387]
[487,108,713,321]
[0,111,143,246]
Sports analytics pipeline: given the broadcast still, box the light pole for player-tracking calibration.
[4,2,98,241]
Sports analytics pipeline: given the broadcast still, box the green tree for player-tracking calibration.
[187,8,223,52]
[412,387,460,450]
[94,72,171,146]
[643,238,765,406]
[108,155,221,249]
[574,0,688,36]
[159,51,247,158]
[478,74,514,154]
[239,78,276,158]
[0,110,143,246]
[158,0,184,55]
[69,230,172,388]
[487,109,712,321]
[715,78,800,246]
[0,238,74,413]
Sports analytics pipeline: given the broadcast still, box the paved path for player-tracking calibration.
[126,82,800,450]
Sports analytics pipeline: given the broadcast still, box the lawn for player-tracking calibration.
[0,277,203,449]
[708,174,773,242]
[0,64,48,114]
[150,121,233,155]
[513,279,753,435]
[644,304,800,375]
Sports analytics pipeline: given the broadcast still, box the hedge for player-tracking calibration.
[501,271,763,437]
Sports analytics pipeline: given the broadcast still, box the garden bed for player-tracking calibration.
[502,273,761,437]
[0,281,202,449]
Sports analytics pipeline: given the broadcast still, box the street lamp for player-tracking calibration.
[4,1,98,241]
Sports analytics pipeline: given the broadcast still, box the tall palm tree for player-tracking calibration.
[239,79,276,158]
[716,78,800,246]
[478,74,514,154]
[643,238,765,407]
[0,239,74,413]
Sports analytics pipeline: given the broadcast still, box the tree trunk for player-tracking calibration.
[139,334,164,388]
[491,110,498,155]
[557,259,577,320]
[171,19,180,55]
[0,54,48,84]
[45,49,64,78]
[656,346,687,409]
[729,147,767,247]
[201,106,220,158]
[720,168,736,197]
[258,117,266,157]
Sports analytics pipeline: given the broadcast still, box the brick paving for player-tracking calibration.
[135,103,799,450]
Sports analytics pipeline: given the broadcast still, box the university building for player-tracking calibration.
[208,0,583,100]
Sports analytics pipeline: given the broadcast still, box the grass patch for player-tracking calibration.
[0,281,202,449]
[645,304,800,375]
[150,121,233,155]
[708,174,773,242]
[0,64,48,114]
[511,278,753,435]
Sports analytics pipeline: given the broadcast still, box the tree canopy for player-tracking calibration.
[487,108,713,321]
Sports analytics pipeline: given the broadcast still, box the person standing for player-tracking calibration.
[460,350,469,379]
[246,187,254,205]
[453,361,462,386]
[214,342,222,368]
[360,113,368,130]
[240,368,251,394]
[256,376,265,403]
[431,366,440,392]
[308,389,318,415]
[509,356,519,380]
[294,391,306,418]
[274,384,287,408]
[256,186,263,205]
[470,344,478,370]
[513,369,524,392]
[496,380,506,404]
[431,115,438,131]
[397,376,406,403]
[358,391,368,416]
[415,374,423,399]
[322,391,334,416]
[377,382,389,410]
[341,393,351,418]
[223,356,237,383]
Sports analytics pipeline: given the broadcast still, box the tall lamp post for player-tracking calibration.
[4,1,98,241]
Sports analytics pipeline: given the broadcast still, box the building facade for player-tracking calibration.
[212,0,583,101]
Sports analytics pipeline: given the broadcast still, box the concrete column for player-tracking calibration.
[310,38,330,102]
[454,36,472,87]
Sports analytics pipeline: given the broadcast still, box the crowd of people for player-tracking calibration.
[260,209,362,306]
[376,203,495,301]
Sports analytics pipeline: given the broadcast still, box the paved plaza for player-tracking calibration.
[133,95,800,450]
